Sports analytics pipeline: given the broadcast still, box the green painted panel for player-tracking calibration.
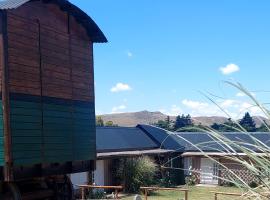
[43,117,73,124]
[13,158,42,165]
[9,97,96,166]
[11,115,42,123]
[44,137,72,144]
[10,107,42,116]
[73,107,94,114]
[43,104,72,112]
[43,123,73,130]
[12,151,41,159]
[44,150,72,157]
[12,144,42,151]
[11,130,42,137]
[73,113,92,120]
[12,137,42,144]
[11,122,42,130]
[43,130,73,136]
[43,110,72,118]
[10,101,41,109]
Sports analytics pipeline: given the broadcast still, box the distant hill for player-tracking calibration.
[100,111,166,127]
[99,111,269,128]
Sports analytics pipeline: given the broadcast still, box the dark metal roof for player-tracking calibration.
[175,132,270,153]
[96,125,270,155]
[137,124,185,152]
[96,127,159,153]
[0,0,107,43]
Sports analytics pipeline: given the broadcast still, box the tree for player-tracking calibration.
[154,116,173,130]
[239,112,256,132]
[211,119,240,132]
[174,115,184,130]
[105,121,118,127]
[256,120,269,132]
[96,116,104,127]
[174,114,193,131]
[155,120,169,129]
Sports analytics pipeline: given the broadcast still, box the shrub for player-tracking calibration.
[185,175,196,186]
[86,189,106,199]
[117,156,157,193]
[249,181,258,188]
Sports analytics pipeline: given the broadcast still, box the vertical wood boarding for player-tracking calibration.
[3,1,96,166]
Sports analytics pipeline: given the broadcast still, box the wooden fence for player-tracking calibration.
[140,187,189,200]
[77,185,123,200]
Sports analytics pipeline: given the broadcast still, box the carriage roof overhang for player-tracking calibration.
[0,0,107,43]
[97,149,174,160]
[181,152,269,157]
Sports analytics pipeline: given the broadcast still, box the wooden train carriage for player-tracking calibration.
[0,0,107,186]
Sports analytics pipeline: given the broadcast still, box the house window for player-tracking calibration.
[183,157,192,175]
[213,162,219,180]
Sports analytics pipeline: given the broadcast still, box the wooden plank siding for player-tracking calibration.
[0,13,5,166]
[2,1,96,166]
[0,101,4,166]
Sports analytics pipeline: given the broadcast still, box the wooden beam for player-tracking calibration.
[1,10,13,182]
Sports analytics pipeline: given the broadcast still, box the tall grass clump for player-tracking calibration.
[117,156,157,193]
[162,82,270,199]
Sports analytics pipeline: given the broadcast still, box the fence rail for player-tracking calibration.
[140,187,188,200]
[77,185,124,200]
[211,191,270,200]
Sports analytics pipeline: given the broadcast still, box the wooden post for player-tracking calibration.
[115,189,119,199]
[1,10,13,182]
[144,189,148,200]
[214,193,217,200]
[81,188,85,200]
[184,190,188,200]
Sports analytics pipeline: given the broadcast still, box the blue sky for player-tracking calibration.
[71,0,270,118]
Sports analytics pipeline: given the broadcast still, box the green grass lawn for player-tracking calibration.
[120,186,243,200]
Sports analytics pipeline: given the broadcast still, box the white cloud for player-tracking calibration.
[160,105,183,116]
[220,99,238,108]
[236,92,245,97]
[236,92,256,97]
[219,63,240,75]
[127,51,133,58]
[182,99,209,109]
[111,83,132,93]
[181,98,264,118]
[182,99,222,117]
[111,105,126,113]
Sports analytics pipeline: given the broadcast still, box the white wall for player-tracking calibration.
[183,157,192,175]
[70,172,89,189]
[93,160,105,186]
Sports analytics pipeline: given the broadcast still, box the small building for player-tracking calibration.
[73,125,270,188]
[71,125,184,189]
[175,132,270,185]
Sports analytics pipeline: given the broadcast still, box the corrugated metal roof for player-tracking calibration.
[0,0,29,9]
[96,127,159,153]
[137,124,185,152]
[137,125,270,153]
[175,132,270,153]
[0,0,107,43]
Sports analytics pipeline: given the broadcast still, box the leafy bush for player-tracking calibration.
[86,189,106,199]
[249,181,258,188]
[185,175,196,186]
[158,171,174,187]
[117,156,157,193]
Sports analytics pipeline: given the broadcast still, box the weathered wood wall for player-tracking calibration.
[0,13,4,166]
[3,1,96,166]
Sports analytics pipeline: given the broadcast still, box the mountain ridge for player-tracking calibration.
[99,110,268,127]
